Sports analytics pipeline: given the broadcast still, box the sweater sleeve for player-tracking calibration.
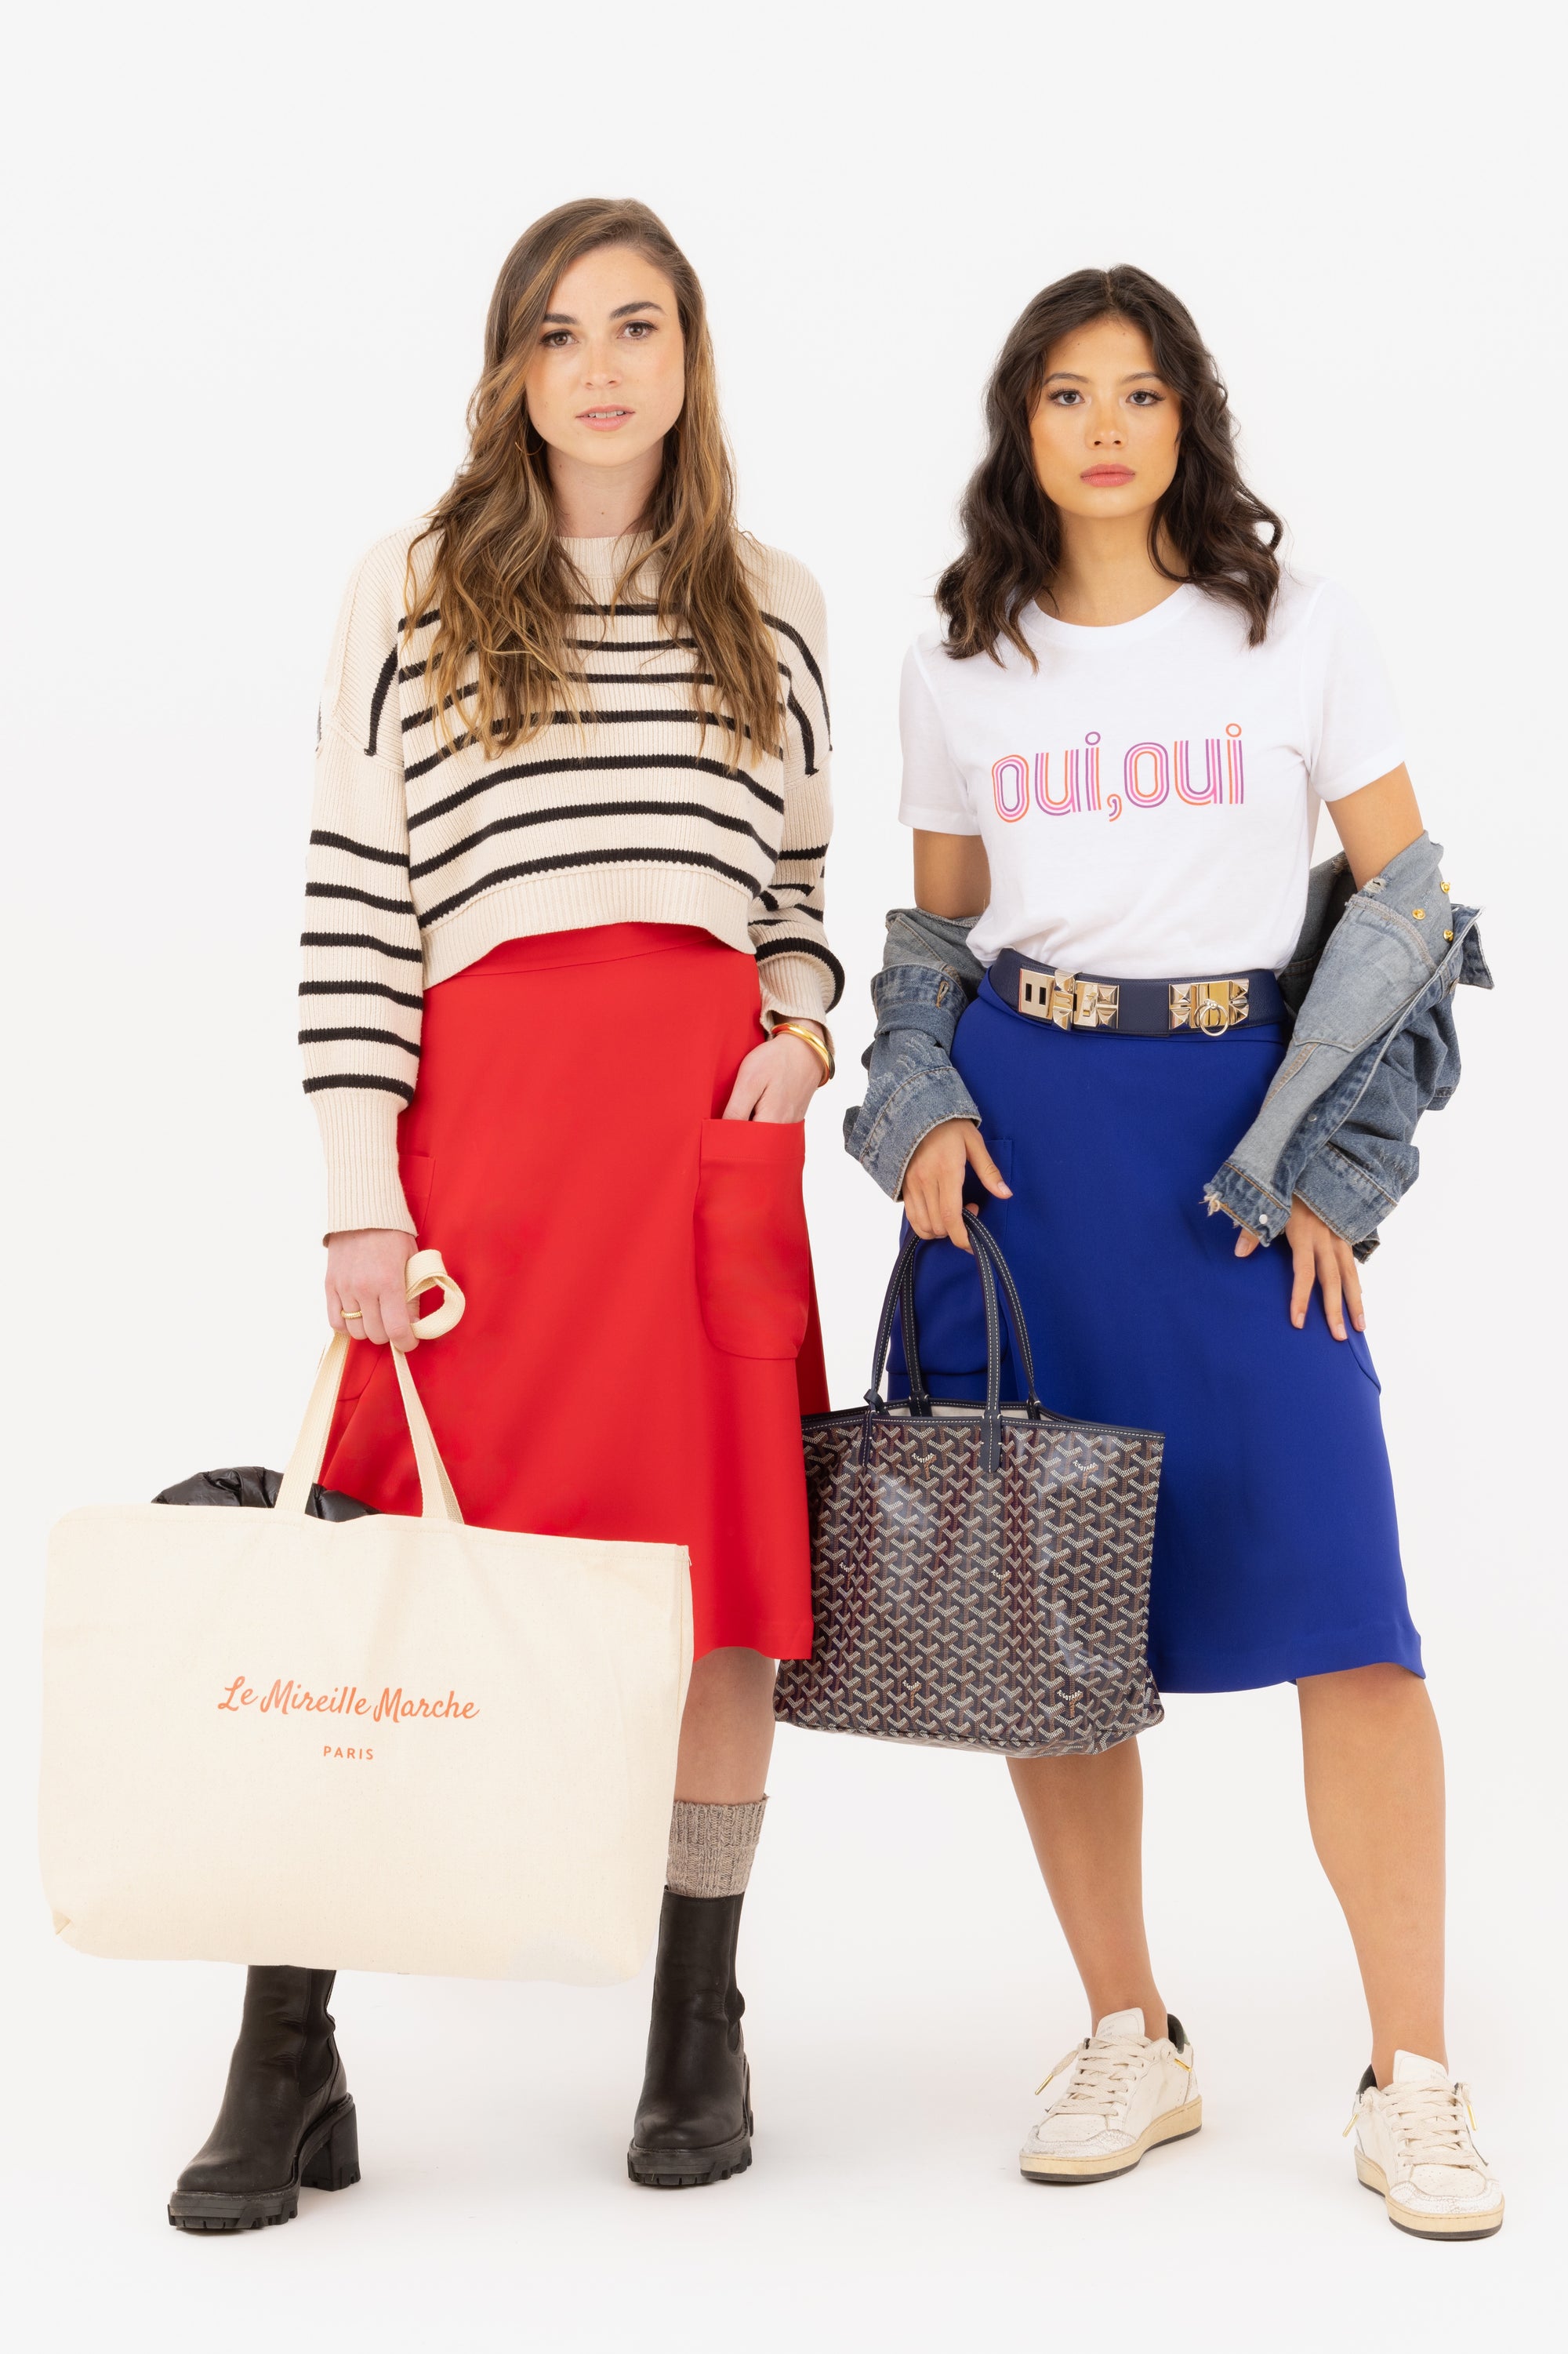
[299,533,423,1237]
[750,554,843,1033]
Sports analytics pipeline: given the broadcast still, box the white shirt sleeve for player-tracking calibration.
[1301,580,1406,803]
[898,641,980,834]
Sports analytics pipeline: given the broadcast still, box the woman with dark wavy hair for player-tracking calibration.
[168,198,839,2229]
[848,266,1501,2236]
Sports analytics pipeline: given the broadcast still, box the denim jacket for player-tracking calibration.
[843,833,1490,1260]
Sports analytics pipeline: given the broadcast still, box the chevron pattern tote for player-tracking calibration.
[774,1220,1164,1756]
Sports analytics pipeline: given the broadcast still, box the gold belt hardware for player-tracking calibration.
[1169,978,1250,1035]
[1018,972,1120,1030]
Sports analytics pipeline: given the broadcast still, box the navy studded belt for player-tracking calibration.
[991,950,1285,1037]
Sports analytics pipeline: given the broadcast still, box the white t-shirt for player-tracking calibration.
[898,572,1403,979]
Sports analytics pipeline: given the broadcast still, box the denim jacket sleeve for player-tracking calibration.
[1204,835,1493,1260]
[842,907,987,1197]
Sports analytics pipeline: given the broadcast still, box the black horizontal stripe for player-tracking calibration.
[405,690,783,768]
[392,606,825,703]
[299,979,423,1010]
[300,930,423,964]
[309,829,409,869]
[396,609,441,632]
[753,935,845,1008]
[471,705,746,736]
[303,1072,416,1103]
[401,676,721,732]
[408,749,785,827]
[402,680,479,732]
[306,881,418,918]
[299,1026,421,1055]
[784,685,816,776]
[572,635,697,652]
[419,845,761,928]
[573,670,710,685]
[365,648,397,756]
[409,797,779,883]
[753,898,826,924]
[405,717,789,784]
[760,610,830,731]
[542,707,771,747]
[406,727,477,777]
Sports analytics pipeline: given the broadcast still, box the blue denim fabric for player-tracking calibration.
[840,910,986,1195]
[843,834,1491,1258]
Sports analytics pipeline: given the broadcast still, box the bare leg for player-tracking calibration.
[1009,1742,1167,2037]
[675,1646,776,1803]
[1298,1663,1446,2085]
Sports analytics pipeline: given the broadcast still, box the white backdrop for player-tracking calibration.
[4,4,1561,2346]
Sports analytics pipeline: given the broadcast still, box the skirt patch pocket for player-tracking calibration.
[694,1118,811,1360]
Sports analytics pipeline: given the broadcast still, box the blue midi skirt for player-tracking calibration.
[891,975,1423,1693]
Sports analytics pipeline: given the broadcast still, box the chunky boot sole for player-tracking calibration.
[626,2120,753,2190]
[1354,2151,1504,2240]
[168,2098,360,2232]
[1020,2097,1203,2184]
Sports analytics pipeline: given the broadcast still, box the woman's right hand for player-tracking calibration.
[902,1121,1011,1250]
[325,1229,419,1350]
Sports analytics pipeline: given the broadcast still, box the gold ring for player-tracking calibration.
[342,1308,364,1320]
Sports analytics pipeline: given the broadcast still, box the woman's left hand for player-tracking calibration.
[1235,1198,1364,1340]
[722,1025,827,1123]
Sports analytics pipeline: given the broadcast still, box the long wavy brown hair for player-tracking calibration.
[409,198,780,766]
[938,265,1283,663]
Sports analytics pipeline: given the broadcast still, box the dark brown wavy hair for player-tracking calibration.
[937,265,1283,662]
[410,198,781,767]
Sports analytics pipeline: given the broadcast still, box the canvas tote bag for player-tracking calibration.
[40,1252,693,1984]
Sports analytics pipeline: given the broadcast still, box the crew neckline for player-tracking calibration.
[559,529,653,565]
[1023,582,1200,649]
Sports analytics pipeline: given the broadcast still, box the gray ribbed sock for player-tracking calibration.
[666,1798,768,1898]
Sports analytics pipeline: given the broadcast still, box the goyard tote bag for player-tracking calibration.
[40,1251,693,1984]
[775,1214,1164,1756]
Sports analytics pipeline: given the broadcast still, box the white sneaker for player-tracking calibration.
[1349,2051,1504,2240]
[1020,2008,1201,2183]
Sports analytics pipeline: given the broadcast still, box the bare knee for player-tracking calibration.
[1298,1665,1439,1749]
[1300,1662,1423,1705]
[683,1646,775,1716]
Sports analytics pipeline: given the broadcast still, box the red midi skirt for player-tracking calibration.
[320,924,827,1661]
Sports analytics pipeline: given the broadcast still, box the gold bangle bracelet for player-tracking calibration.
[775,1021,834,1081]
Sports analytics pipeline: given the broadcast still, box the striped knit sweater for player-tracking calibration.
[301,521,840,1235]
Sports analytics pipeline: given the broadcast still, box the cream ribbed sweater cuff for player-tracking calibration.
[759,950,836,1051]
[314,1090,416,1238]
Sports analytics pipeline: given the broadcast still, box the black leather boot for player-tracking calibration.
[168,1967,358,2232]
[627,1891,752,2188]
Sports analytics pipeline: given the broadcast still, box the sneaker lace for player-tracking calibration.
[1385,2078,1485,2168]
[1036,2032,1150,2113]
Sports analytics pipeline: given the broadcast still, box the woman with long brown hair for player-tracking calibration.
[848,266,1501,2238]
[169,198,838,2229]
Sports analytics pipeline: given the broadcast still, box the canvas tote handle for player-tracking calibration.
[275,1249,467,1522]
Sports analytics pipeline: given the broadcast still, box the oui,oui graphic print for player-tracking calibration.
[989,728,1246,825]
